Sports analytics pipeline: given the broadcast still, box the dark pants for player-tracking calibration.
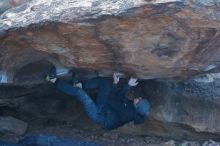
[55,78,118,130]
[84,78,111,108]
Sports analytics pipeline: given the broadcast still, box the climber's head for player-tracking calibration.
[126,86,150,117]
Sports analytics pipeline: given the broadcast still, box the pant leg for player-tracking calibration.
[84,78,111,90]
[56,79,118,130]
[84,78,112,106]
[55,80,100,124]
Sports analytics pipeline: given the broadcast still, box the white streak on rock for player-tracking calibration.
[56,67,70,76]
[3,20,12,26]
[193,73,220,83]
[5,12,16,18]
[152,0,182,3]
[0,0,183,31]
[0,72,8,83]
[203,64,217,71]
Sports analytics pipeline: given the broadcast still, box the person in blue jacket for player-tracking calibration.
[46,68,150,130]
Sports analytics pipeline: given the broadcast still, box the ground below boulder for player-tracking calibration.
[0,116,27,137]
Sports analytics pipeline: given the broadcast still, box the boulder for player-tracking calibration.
[0,0,220,85]
[0,116,28,136]
[0,0,220,141]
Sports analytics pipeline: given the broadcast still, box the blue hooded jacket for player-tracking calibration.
[100,84,146,129]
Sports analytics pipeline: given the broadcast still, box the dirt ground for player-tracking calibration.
[26,126,199,146]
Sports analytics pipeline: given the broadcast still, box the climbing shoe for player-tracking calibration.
[46,67,57,83]
[71,70,79,85]
[75,82,82,88]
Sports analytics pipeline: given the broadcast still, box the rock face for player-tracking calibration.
[117,74,220,140]
[0,0,220,142]
[0,116,28,136]
[0,0,220,84]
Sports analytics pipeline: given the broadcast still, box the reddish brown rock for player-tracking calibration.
[0,1,220,84]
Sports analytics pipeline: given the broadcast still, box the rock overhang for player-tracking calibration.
[0,0,220,85]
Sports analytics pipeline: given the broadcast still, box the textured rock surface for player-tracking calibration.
[0,116,28,136]
[115,74,220,139]
[0,0,220,142]
[0,0,220,84]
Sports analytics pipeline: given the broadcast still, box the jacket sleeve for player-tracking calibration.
[111,83,118,92]
[118,84,130,97]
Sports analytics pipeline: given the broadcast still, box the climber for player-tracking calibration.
[46,67,150,130]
